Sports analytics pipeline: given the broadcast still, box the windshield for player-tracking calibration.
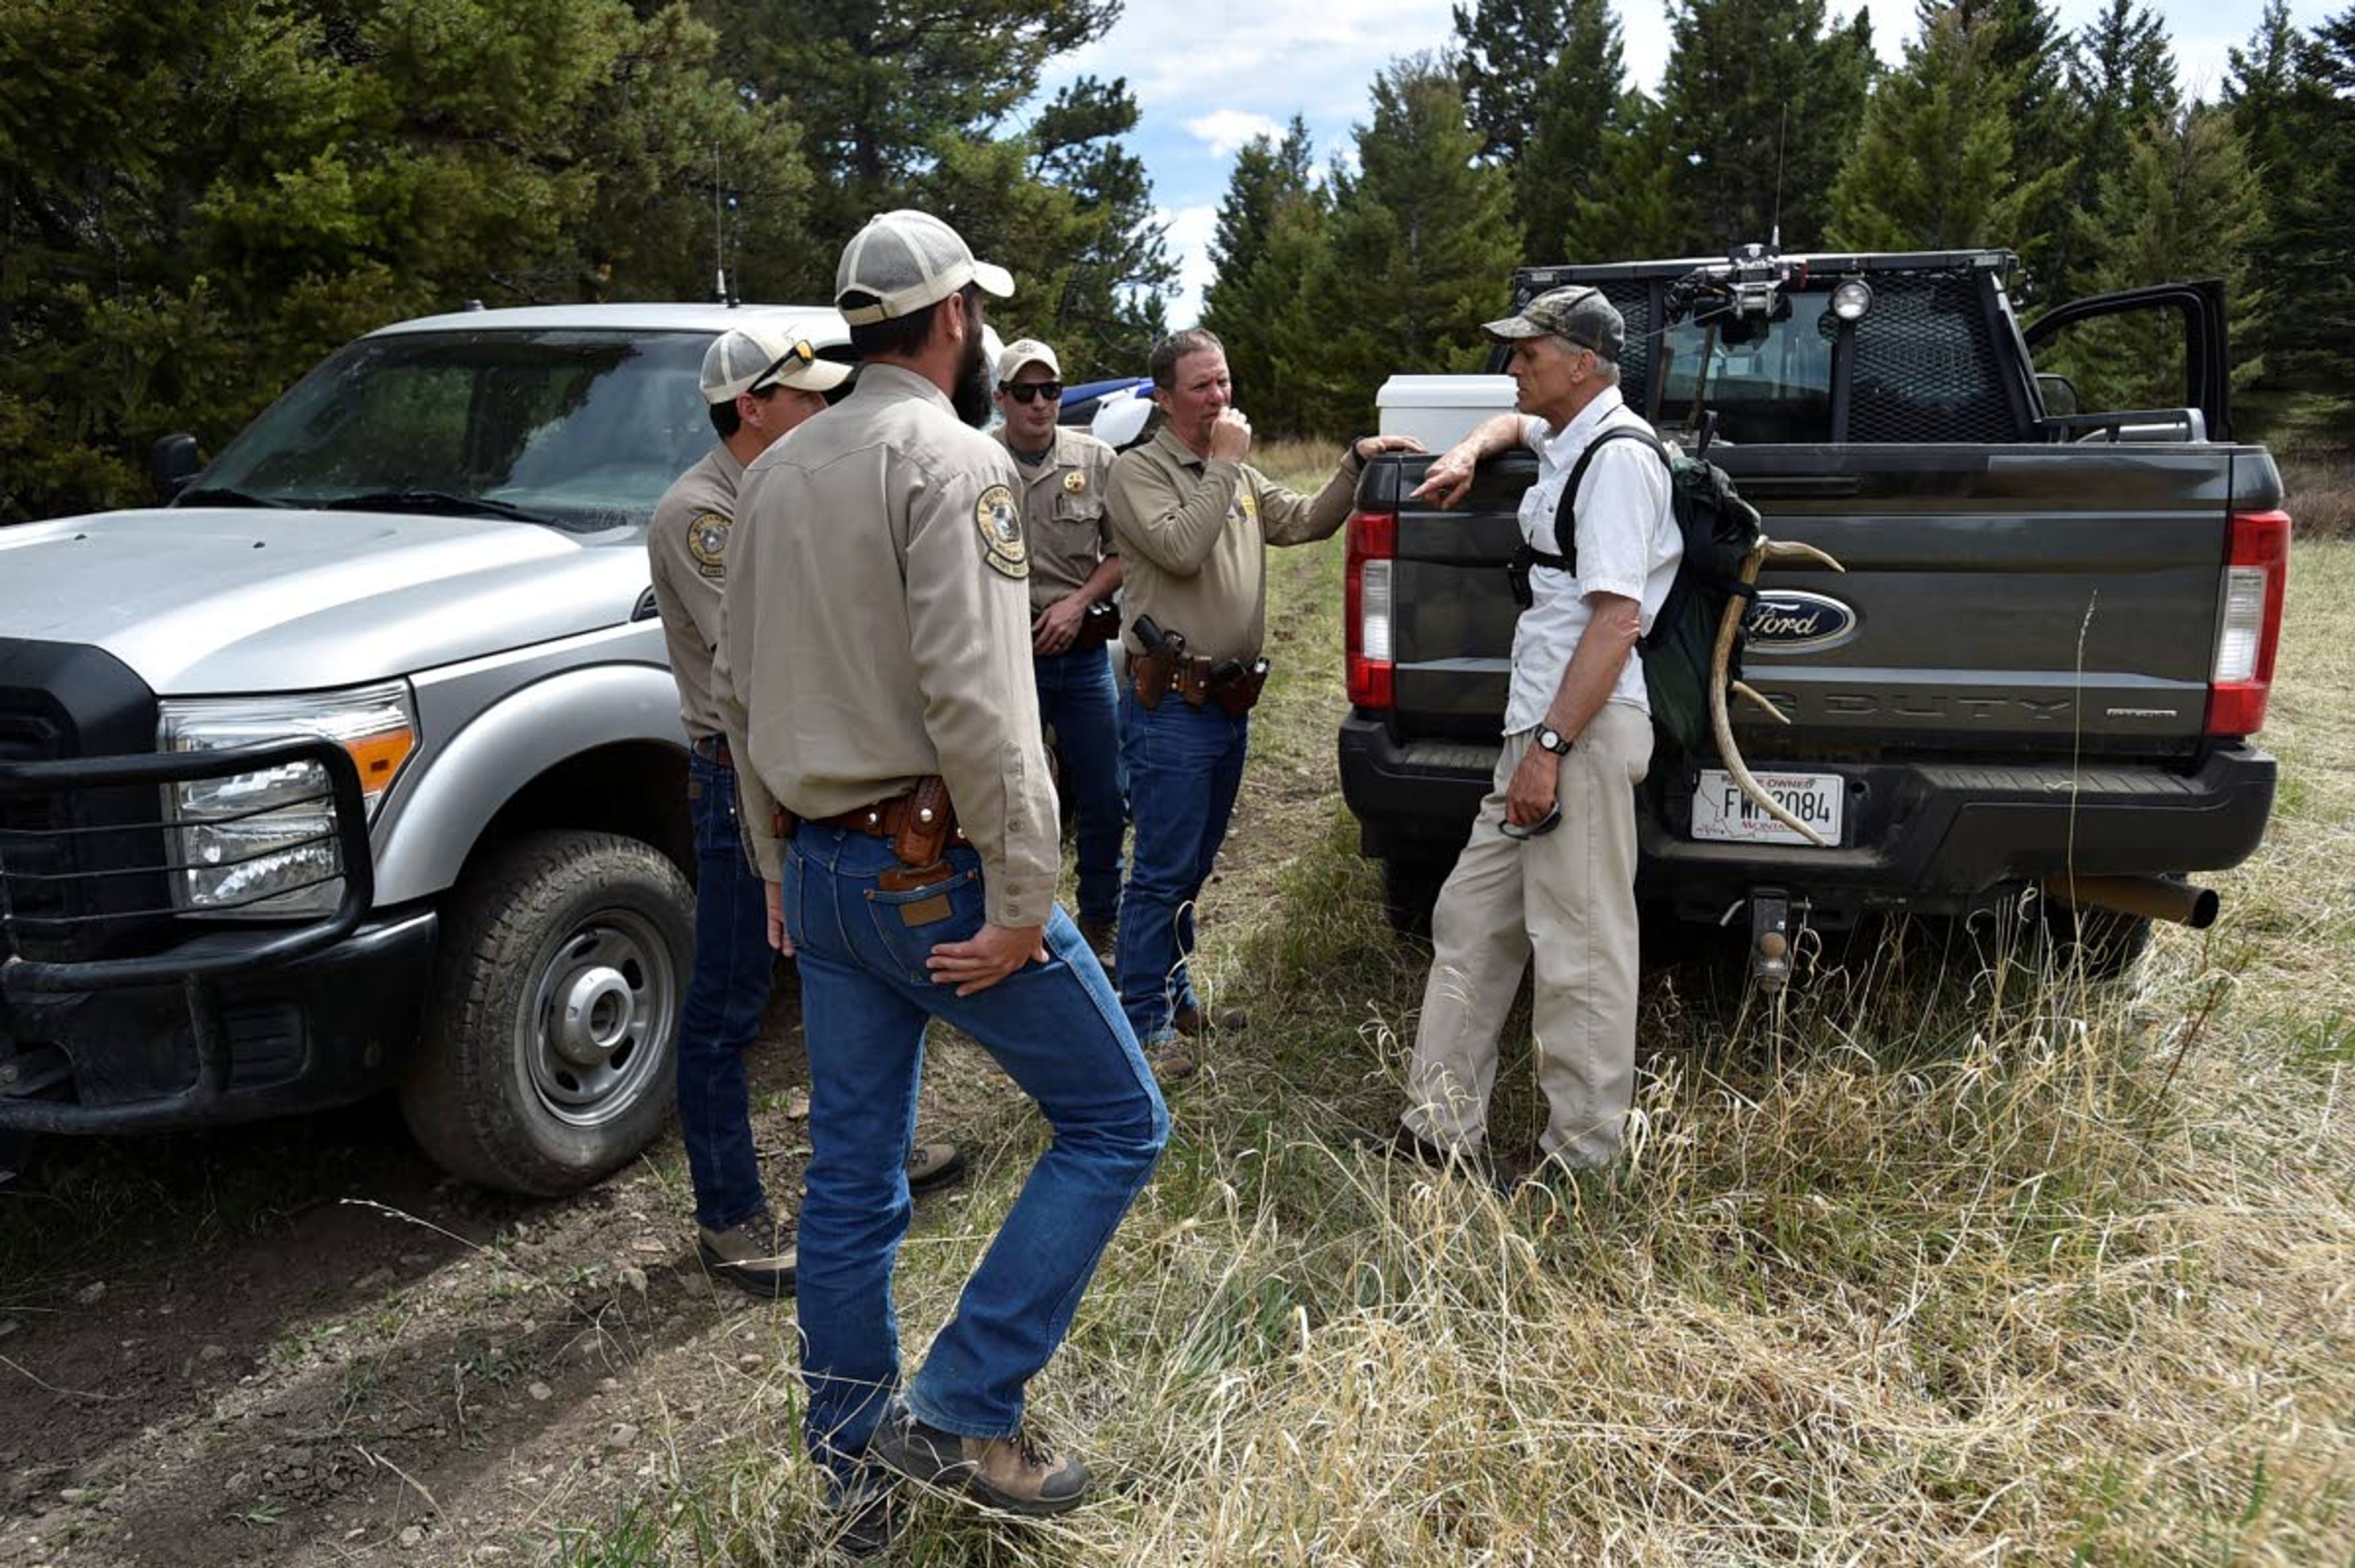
[1654,291,1834,445]
[189,329,714,532]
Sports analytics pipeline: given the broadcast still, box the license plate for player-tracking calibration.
[1690,768,1844,846]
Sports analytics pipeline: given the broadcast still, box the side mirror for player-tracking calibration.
[151,434,201,501]
[2035,373,2080,418]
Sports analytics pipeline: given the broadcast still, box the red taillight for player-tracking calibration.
[2206,508,2291,738]
[1345,508,1396,709]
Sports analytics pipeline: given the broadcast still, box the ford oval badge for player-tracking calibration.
[1745,591,1858,653]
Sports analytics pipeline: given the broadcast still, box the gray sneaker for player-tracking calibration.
[870,1401,1092,1515]
[697,1209,795,1298]
[905,1140,967,1193]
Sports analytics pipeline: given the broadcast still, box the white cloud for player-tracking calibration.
[1157,204,1223,327]
[1184,109,1287,158]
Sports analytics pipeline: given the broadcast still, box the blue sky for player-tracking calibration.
[1035,0,2340,326]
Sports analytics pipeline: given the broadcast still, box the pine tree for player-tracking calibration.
[1452,0,1571,173]
[1939,0,2082,295]
[0,0,810,522]
[2225,0,2311,429]
[1562,91,1691,262]
[1517,0,1631,266]
[1201,118,1331,430]
[1656,0,1877,253]
[2044,0,2178,301]
[2259,7,2355,435]
[1298,56,1519,434]
[1025,76,1179,375]
[1828,6,2059,252]
[2041,102,2264,413]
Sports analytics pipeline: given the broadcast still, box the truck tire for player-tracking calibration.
[1380,854,1455,938]
[400,830,691,1196]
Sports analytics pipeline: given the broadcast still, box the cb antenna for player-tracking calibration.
[713,144,730,304]
[1769,102,1788,251]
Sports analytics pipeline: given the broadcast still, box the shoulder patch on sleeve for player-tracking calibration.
[975,484,1028,578]
[687,512,732,578]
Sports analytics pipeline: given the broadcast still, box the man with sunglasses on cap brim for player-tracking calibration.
[651,327,968,1302]
[1103,329,1423,1080]
[992,338,1126,964]
[1391,285,1680,1183]
[718,209,1168,1542]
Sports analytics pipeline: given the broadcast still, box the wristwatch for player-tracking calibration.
[1535,726,1574,755]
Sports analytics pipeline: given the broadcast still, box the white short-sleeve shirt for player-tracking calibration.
[1502,386,1682,735]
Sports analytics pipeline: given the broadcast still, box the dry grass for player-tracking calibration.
[2283,457,2355,543]
[543,473,2355,1566]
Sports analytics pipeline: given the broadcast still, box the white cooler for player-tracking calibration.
[1375,373,1517,451]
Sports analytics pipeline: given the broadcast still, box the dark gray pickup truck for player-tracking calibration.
[1339,247,2289,977]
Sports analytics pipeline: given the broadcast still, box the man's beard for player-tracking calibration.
[952,331,992,427]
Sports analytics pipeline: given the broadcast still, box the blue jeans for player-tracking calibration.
[781,824,1167,1477]
[1113,690,1249,1044]
[676,750,774,1231]
[1034,644,1126,927]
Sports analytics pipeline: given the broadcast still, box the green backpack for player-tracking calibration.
[1508,426,1764,757]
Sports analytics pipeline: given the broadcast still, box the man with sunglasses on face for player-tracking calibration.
[1392,286,1680,1184]
[651,326,968,1301]
[991,339,1125,964]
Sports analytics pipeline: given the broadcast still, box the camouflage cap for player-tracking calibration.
[1481,285,1625,362]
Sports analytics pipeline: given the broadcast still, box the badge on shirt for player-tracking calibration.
[1229,488,1259,529]
[687,513,732,579]
[975,484,1028,578]
[1062,470,1087,495]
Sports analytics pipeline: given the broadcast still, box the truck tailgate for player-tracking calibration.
[1378,443,2264,759]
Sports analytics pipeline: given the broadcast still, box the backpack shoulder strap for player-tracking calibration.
[1550,424,1671,572]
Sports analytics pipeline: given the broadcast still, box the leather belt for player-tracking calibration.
[816,789,967,844]
[691,733,733,767]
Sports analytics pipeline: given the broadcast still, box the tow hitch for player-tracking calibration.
[1748,889,1795,993]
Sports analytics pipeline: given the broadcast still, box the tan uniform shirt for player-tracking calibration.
[717,363,1059,927]
[646,445,746,743]
[999,426,1118,616]
[1106,428,1361,663]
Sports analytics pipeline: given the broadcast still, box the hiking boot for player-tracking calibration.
[906,1140,967,1193]
[822,1466,902,1561]
[1144,1037,1197,1085]
[1384,1123,1495,1184]
[1172,1002,1246,1038]
[870,1402,1093,1515]
[1078,915,1118,965]
[697,1209,795,1298]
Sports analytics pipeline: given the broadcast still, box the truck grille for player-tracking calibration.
[0,644,171,966]
[0,712,69,963]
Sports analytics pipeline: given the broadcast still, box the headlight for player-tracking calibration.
[158,683,418,918]
[1830,278,1874,322]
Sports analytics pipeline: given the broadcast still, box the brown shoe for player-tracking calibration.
[871,1402,1092,1515]
[906,1141,967,1192]
[1145,1038,1197,1085]
[697,1209,795,1298]
[1077,916,1117,965]
[1172,1002,1246,1038]
[1385,1123,1495,1184]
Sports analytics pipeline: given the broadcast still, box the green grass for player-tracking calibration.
[510,468,2355,1564]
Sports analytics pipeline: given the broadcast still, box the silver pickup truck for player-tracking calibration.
[0,302,849,1193]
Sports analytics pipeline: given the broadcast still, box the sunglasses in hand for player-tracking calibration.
[1498,803,1563,840]
[1002,381,1064,404]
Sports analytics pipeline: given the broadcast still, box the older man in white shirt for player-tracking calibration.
[1395,285,1682,1178]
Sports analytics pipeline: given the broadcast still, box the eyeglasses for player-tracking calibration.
[1002,381,1063,404]
[750,338,819,392]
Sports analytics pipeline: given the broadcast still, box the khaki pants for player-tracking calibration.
[1403,704,1651,1168]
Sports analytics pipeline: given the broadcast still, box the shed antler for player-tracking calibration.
[1709,537,1847,847]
